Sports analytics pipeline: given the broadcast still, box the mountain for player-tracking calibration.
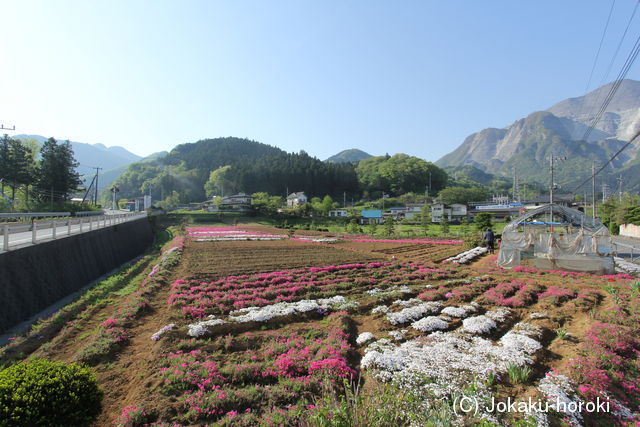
[13,134,142,176]
[325,149,372,163]
[436,79,640,189]
[107,137,361,203]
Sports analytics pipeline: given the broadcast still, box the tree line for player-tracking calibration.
[0,135,81,210]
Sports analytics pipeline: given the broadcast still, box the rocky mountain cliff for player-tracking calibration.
[437,79,640,190]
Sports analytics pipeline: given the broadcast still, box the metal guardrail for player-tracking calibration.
[0,212,72,219]
[612,241,639,262]
[0,212,147,252]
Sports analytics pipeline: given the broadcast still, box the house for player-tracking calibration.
[387,207,408,220]
[431,203,468,223]
[328,209,348,218]
[471,197,522,221]
[359,210,384,225]
[404,203,425,220]
[126,195,152,212]
[287,192,308,208]
[219,193,252,211]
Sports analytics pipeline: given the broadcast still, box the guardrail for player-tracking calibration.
[0,212,148,252]
[612,241,639,262]
[0,212,72,219]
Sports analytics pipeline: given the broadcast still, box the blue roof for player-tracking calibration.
[361,210,383,218]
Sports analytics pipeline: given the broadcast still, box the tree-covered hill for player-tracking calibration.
[325,149,372,163]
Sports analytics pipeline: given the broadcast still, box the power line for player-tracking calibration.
[573,128,640,193]
[600,0,640,87]
[585,0,617,93]
[581,31,640,142]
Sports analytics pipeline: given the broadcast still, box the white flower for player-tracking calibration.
[151,323,175,341]
[187,317,225,337]
[462,315,497,334]
[441,305,476,318]
[228,296,351,323]
[387,302,443,325]
[411,316,449,332]
[388,330,406,340]
[537,373,584,425]
[356,332,375,345]
[372,305,390,314]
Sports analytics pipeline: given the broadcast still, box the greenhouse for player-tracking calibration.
[497,204,614,274]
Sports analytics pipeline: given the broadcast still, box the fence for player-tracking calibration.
[0,212,148,252]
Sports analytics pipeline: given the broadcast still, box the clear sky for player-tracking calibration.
[1,1,639,161]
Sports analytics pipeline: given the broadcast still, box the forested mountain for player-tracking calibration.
[325,149,372,163]
[436,79,640,191]
[13,134,141,176]
[107,138,363,204]
[107,138,450,205]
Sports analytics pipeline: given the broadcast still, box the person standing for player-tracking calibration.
[483,227,495,254]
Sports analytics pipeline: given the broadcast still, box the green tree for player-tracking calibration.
[475,212,494,232]
[251,192,284,215]
[438,186,489,205]
[383,217,396,236]
[440,215,450,235]
[204,165,235,198]
[367,221,378,236]
[35,138,81,205]
[460,216,470,236]
[321,195,335,215]
[356,154,447,196]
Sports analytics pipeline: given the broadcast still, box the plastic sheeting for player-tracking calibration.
[497,204,614,274]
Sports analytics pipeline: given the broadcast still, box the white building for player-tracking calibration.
[431,203,468,223]
[287,192,308,208]
[328,209,348,217]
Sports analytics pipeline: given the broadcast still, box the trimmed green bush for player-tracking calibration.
[0,359,103,426]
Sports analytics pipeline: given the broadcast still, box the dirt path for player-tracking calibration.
[93,282,180,426]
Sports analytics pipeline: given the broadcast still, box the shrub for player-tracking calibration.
[0,359,103,426]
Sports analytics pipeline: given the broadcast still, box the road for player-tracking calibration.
[0,212,146,252]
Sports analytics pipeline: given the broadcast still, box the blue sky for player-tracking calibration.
[1,1,639,161]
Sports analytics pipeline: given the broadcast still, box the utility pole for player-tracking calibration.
[591,161,597,218]
[343,191,346,208]
[617,175,624,202]
[91,167,102,206]
[602,183,609,202]
[548,155,566,225]
[111,186,119,210]
[512,167,518,203]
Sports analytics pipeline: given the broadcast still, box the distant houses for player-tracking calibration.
[359,210,384,225]
[220,193,252,211]
[287,192,308,208]
[328,209,348,218]
[431,203,467,223]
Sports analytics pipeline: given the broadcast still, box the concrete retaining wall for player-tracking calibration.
[620,223,640,239]
[0,217,153,333]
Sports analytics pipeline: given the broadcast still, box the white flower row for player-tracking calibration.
[151,323,175,341]
[362,329,541,398]
[411,316,449,332]
[386,302,444,325]
[194,236,284,241]
[228,296,354,323]
[356,332,375,345]
[187,317,226,337]
[444,246,488,264]
[441,304,477,318]
[536,373,584,426]
[295,236,339,242]
[371,305,390,314]
[462,308,511,335]
[614,257,640,275]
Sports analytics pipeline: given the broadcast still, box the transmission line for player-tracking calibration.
[585,0,617,94]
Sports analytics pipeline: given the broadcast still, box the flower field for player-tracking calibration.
[2,223,640,425]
